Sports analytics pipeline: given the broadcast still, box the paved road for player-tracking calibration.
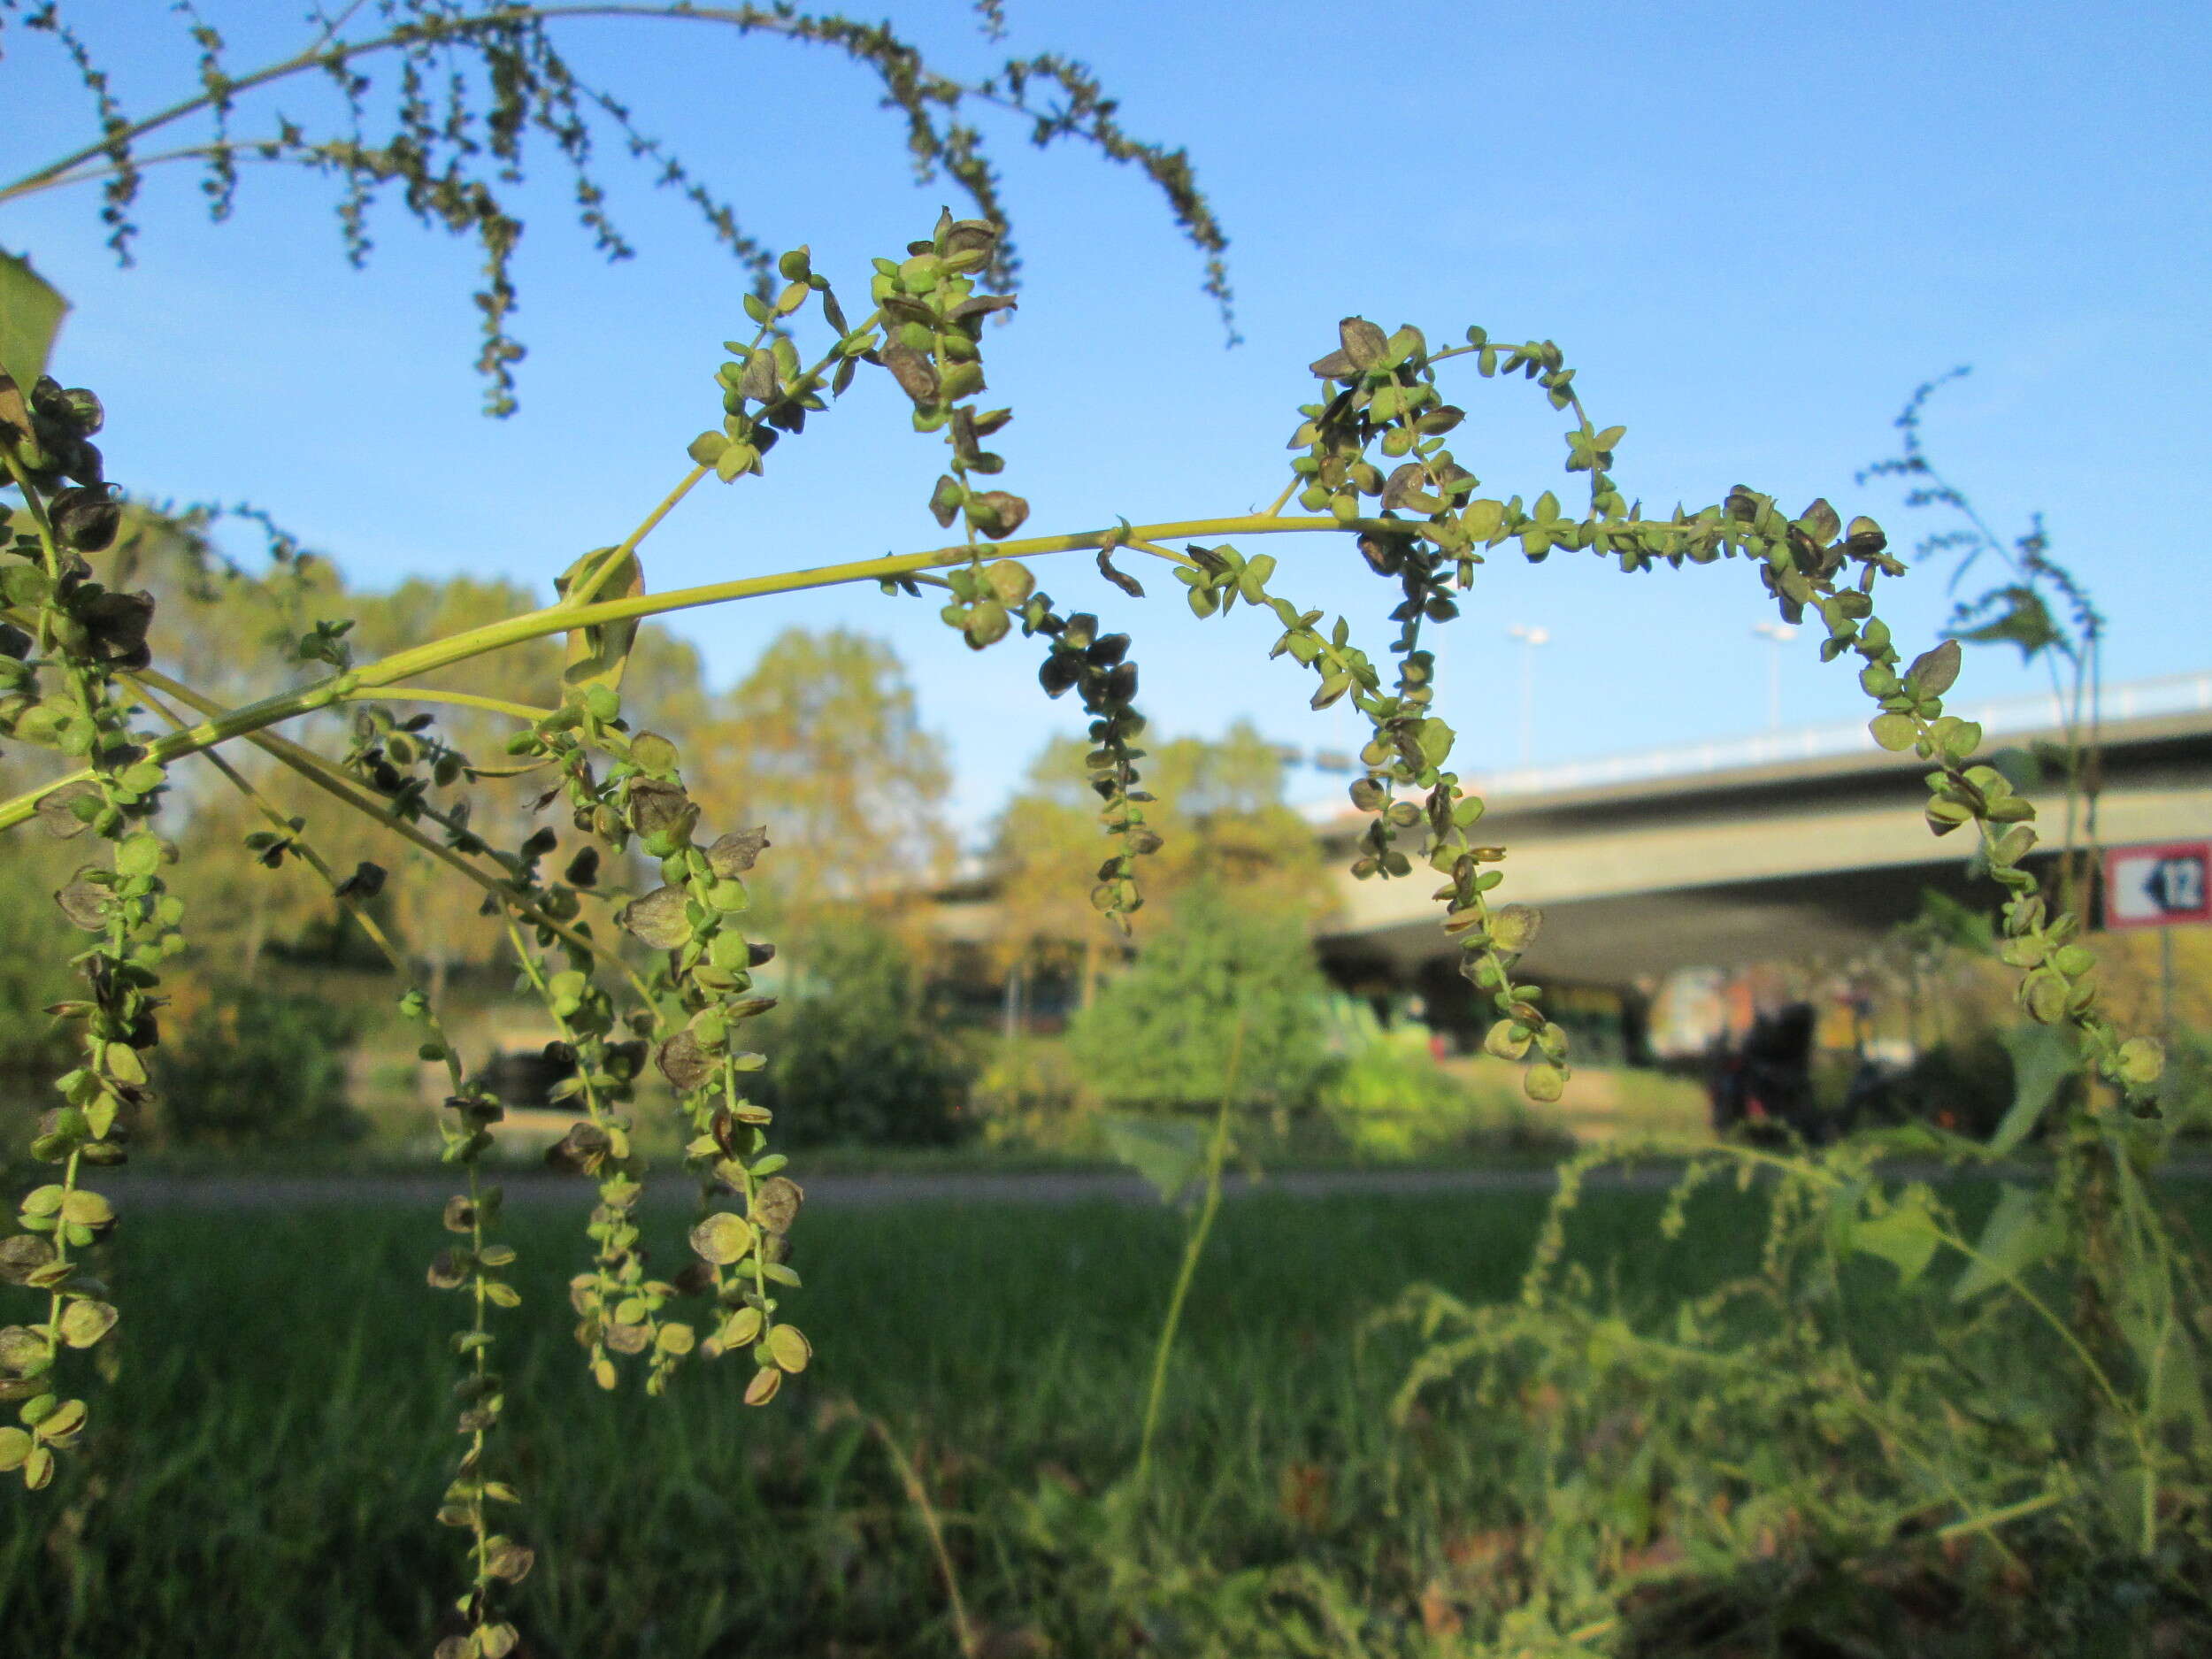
[104,1165,1609,1212]
[97,1159,2212,1212]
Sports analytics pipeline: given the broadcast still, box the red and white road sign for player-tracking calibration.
[2104,841,2212,929]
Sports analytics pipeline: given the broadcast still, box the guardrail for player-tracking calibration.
[1459,670,2212,799]
[1294,672,2212,820]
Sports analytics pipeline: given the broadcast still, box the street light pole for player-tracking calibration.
[1507,624,1550,766]
[1752,621,1798,731]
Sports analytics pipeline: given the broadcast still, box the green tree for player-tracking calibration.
[684,626,953,923]
[1067,883,1337,1113]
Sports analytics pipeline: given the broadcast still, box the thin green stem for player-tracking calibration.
[1692,1138,2136,1425]
[4,139,305,199]
[13,442,127,1393]
[1134,1010,1247,1486]
[864,1410,979,1659]
[461,1158,494,1640]
[36,1148,85,1386]
[1932,1488,2066,1541]
[139,688,424,1000]
[565,465,710,606]
[11,491,1762,841]
[310,0,375,49]
[1121,537,1202,569]
[726,1063,773,1317]
[143,669,496,1610]
[503,917,616,1141]
[0,5,827,208]
[0,511,1343,832]
[123,670,654,1005]
[349,686,554,723]
[0,445,61,566]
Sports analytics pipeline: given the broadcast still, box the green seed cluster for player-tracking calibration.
[1028,602,1151,931]
[0,376,175,1488]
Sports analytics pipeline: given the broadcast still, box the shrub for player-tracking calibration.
[1333,1045,1463,1156]
[971,1033,1093,1154]
[1321,1026,1477,1158]
[757,912,974,1148]
[1068,886,1339,1114]
[1318,1000,1571,1159]
[152,983,361,1148]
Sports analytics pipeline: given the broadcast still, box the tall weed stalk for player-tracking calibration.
[1135,1011,1248,1486]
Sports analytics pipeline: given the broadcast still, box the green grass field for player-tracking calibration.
[6,1181,2208,1656]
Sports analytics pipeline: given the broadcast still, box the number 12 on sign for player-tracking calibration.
[2105,840,2208,1039]
[2105,842,2211,929]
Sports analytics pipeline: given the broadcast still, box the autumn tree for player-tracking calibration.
[9,506,357,978]
[987,720,1326,1007]
[681,626,953,925]
[10,506,952,999]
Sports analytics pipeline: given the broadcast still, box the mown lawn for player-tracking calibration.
[5,1179,2208,1656]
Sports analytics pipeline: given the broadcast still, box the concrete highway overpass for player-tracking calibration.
[1311,672,2212,993]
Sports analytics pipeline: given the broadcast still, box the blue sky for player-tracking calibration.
[5,1,2208,832]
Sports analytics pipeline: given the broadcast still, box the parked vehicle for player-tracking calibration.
[1707,1002,1824,1144]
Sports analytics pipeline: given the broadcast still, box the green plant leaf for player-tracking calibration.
[1098,1112,1207,1203]
[58,1189,111,1228]
[1482,1019,1531,1061]
[743,1364,781,1405]
[1948,585,2064,664]
[751,1175,804,1234]
[1489,903,1542,953]
[721,1306,764,1348]
[1851,1186,1941,1286]
[618,886,692,950]
[0,1325,44,1372]
[114,833,165,879]
[1952,1184,2063,1303]
[1987,1023,2076,1156]
[0,250,68,398]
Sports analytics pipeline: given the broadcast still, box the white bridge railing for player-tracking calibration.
[1460,670,2212,799]
[1291,671,2212,824]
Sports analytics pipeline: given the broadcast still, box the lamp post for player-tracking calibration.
[1507,624,1550,767]
[1752,621,1798,732]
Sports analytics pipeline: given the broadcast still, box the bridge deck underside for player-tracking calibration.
[1319,857,2039,986]
[1313,711,2210,988]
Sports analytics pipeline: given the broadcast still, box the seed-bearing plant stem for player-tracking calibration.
[1135,1011,1247,1487]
